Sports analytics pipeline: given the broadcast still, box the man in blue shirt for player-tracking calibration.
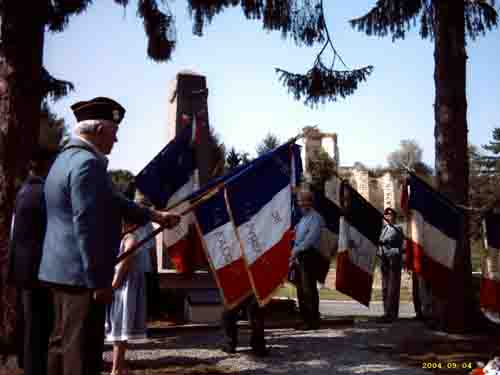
[291,191,325,330]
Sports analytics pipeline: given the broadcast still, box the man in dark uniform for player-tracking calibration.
[38,97,180,375]
[377,207,404,323]
[221,295,268,356]
[7,146,58,375]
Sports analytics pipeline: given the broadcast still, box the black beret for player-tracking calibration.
[70,97,125,124]
[384,207,397,216]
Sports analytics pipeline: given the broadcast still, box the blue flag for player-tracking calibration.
[135,125,196,208]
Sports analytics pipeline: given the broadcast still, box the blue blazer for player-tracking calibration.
[39,138,151,289]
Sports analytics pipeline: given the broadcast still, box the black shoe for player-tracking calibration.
[310,321,321,330]
[295,323,318,331]
[294,323,311,330]
[221,343,236,354]
[251,346,269,357]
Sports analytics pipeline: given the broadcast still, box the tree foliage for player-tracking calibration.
[256,132,280,156]
[39,103,67,151]
[349,0,497,42]
[188,0,373,106]
[109,169,136,199]
[42,0,176,62]
[469,128,500,238]
[225,147,242,171]
[387,139,433,175]
[308,147,335,192]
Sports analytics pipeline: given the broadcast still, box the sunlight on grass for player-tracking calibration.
[275,282,412,301]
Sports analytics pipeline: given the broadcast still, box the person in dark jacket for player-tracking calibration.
[7,147,58,375]
[221,295,268,356]
[377,207,404,323]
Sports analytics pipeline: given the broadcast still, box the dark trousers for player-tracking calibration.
[48,289,106,375]
[296,251,320,327]
[412,271,432,319]
[380,255,402,320]
[412,271,422,319]
[15,288,24,369]
[221,296,265,350]
[145,272,160,320]
[22,287,54,375]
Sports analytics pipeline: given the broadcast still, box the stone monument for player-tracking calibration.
[159,71,222,323]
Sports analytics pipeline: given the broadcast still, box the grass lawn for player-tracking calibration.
[275,282,413,301]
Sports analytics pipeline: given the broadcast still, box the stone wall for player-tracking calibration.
[302,126,402,214]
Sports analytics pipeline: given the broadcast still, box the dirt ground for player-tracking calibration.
[2,312,499,375]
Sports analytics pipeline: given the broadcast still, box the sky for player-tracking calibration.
[44,1,500,175]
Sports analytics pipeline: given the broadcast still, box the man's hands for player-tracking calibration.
[150,210,181,229]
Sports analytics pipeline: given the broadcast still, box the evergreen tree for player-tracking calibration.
[387,139,433,175]
[240,151,251,165]
[308,148,335,193]
[256,132,280,156]
[226,147,242,171]
[0,0,177,346]
[350,0,498,332]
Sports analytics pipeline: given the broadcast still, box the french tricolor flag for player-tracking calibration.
[402,173,463,298]
[336,181,381,307]
[135,124,204,274]
[225,144,299,306]
[480,209,500,318]
[194,187,252,309]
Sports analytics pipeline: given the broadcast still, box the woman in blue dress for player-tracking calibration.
[105,220,148,375]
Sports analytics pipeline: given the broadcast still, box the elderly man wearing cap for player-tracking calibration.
[377,207,405,323]
[38,97,180,375]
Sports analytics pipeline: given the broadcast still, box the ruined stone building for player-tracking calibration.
[300,126,403,214]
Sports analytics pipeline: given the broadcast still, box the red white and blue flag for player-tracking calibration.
[135,124,203,274]
[336,181,381,306]
[224,143,299,305]
[481,209,500,319]
[401,173,463,298]
[193,187,252,309]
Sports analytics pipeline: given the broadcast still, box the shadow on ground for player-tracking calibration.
[99,318,500,375]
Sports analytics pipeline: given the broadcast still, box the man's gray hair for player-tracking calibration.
[73,119,115,135]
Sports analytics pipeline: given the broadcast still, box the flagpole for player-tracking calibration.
[115,183,223,266]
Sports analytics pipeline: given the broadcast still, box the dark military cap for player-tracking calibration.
[384,207,397,216]
[70,97,125,124]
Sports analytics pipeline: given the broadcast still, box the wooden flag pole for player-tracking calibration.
[115,183,223,266]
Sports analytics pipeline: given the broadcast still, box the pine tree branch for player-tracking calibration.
[465,0,498,40]
[187,0,325,46]
[349,0,425,41]
[41,67,74,102]
[138,0,176,61]
[47,0,92,32]
[275,64,373,107]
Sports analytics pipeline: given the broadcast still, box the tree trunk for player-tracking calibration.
[0,1,46,346]
[433,0,474,333]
